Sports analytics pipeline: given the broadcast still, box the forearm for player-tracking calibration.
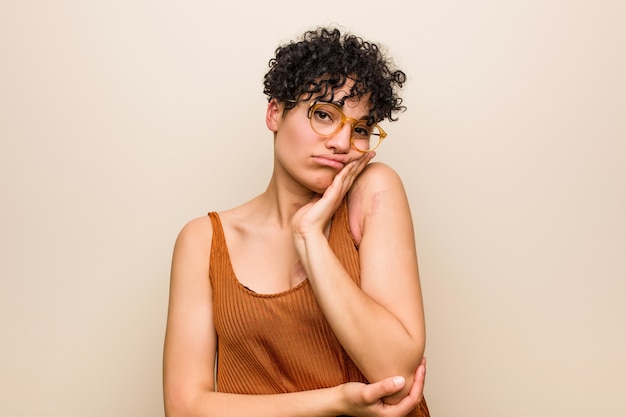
[166,371,421,417]
[297,231,424,388]
[166,385,343,417]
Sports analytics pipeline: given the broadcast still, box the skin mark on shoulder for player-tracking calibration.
[361,163,396,219]
[348,180,386,245]
[367,190,385,217]
[355,177,385,217]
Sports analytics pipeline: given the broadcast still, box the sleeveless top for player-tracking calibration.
[208,200,429,417]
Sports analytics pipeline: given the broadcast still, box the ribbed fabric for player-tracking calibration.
[208,200,429,417]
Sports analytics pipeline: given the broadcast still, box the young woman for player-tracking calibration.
[163,27,430,417]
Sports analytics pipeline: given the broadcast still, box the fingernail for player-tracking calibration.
[392,376,405,387]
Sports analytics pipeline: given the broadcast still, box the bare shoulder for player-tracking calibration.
[175,215,214,252]
[347,162,408,244]
[170,215,215,285]
[355,161,404,190]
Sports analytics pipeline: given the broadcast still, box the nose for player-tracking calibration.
[325,122,353,154]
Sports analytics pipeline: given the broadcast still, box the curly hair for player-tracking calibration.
[263,27,406,124]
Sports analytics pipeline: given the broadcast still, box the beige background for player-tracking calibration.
[1,1,624,416]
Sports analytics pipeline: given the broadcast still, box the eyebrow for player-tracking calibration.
[319,100,370,121]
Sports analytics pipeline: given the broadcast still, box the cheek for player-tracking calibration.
[276,122,316,151]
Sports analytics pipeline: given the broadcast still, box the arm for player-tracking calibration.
[163,216,426,417]
[292,159,426,403]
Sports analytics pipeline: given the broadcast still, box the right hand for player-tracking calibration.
[291,151,375,236]
[339,358,426,417]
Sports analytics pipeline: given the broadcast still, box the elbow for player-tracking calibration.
[164,389,186,417]
[404,345,425,385]
[383,347,424,405]
[397,342,424,379]
[164,386,201,417]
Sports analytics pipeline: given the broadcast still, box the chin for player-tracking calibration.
[302,171,335,194]
[307,181,331,195]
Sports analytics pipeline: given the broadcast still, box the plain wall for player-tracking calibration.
[1,1,624,416]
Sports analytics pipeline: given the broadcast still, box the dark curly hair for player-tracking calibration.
[263,27,406,124]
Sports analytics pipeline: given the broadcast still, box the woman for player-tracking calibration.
[163,26,429,417]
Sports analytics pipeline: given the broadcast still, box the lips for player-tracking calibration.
[312,154,351,170]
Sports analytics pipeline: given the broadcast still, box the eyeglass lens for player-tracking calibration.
[309,103,383,152]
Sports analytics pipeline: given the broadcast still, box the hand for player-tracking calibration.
[339,357,426,417]
[292,152,375,238]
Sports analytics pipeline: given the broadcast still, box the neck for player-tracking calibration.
[256,171,318,228]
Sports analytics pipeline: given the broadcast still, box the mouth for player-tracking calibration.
[312,154,351,170]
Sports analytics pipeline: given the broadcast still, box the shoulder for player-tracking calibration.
[177,215,214,244]
[348,162,407,210]
[172,215,214,267]
[353,161,404,191]
[347,162,408,244]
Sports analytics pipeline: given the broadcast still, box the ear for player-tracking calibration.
[265,99,282,133]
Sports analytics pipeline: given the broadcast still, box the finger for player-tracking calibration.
[361,376,406,404]
[349,151,375,173]
[338,152,375,189]
[407,359,426,401]
[320,152,375,209]
[350,152,375,180]
[416,356,426,384]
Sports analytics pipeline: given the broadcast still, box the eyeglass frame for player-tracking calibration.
[287,100,388,153]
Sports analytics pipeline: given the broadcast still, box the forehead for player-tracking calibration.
[318,83,373,113]
[330,94,373,120]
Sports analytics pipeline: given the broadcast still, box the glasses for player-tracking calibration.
[305,101,387,153]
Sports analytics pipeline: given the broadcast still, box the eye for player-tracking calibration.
[313,109,332,123]
[312,105,338,125]
[353,123,373,139]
